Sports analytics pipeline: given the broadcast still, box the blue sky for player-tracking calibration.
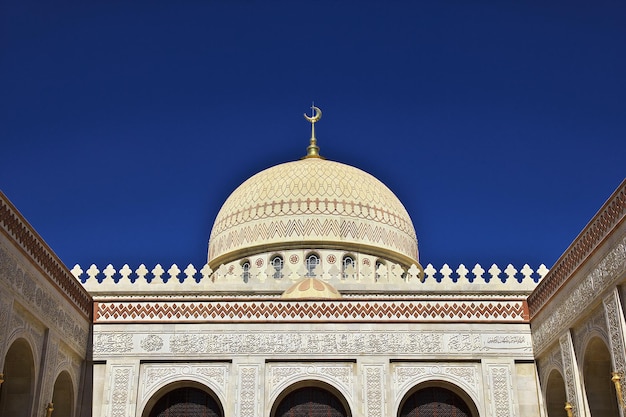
[1,1,624,272]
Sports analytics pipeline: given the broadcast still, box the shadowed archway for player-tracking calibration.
[545,369,567,417]
[147,386,222,417]
[271,382,350,417]
[51,371,74,417]
[0,339,36,417]
[583,337,619,417]
[398,383,477,417]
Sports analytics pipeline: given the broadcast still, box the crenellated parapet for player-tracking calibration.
[73,261,547,295]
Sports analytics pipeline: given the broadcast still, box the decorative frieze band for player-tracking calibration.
[532,236,626,354]
[0,192,92,317]
[0,246,90,351]
[94,299,528,323]
[529,181,626,316]
[92,330,533,358]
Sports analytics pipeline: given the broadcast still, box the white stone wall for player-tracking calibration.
[92,321,538,417]
[0,234,90,417]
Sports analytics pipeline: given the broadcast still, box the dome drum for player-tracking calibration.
[212,247,417,287]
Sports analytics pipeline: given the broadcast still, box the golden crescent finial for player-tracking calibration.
[302,105,323,159]
[304,106,322,123]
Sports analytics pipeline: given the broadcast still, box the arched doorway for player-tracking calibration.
[272,383,350,417]
[147,386,222,417]
[0,338,36,417]
[545,369,567,417]
[399,384,476,417]
[51,371,74,417]
[583,337,619,417]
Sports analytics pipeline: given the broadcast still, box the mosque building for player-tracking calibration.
[0,107,625,417]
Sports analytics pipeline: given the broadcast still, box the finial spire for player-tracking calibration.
[303,105,322,158]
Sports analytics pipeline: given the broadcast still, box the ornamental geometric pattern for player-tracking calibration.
[94,299,528,323]
[531,236,626,354]
[208,158,418,261]
[210,217,418,263]
[528,182,626,317]
[0,193,92,317]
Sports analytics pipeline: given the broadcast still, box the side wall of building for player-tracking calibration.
[0,193,93,417]
[531,180,626,417]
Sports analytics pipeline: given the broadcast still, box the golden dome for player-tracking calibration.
[282,278,342,299]
[208,157,418,268]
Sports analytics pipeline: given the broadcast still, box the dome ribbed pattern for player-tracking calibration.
[208,158,418,265]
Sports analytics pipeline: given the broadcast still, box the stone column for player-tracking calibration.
[35,330,58,416]
[604,288,626,414]
[559,330,589,417]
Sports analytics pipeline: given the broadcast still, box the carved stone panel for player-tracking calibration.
[392,363,480,410]
[487,365,514,417]
[139,363,229,409]
[533,237,626,355]
[108,365,136,417]
[363,365,384,417]
[268,363,353,403]
[92,329,533,358]
[236,365,259,417]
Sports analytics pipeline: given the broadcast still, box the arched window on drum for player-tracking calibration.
[241,260,251,283]
[342,255,356,280]
[271,255,284,279]
[305,253,320,277]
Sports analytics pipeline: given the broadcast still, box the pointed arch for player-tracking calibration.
[51,371,74,417]
[545,369,567,417]
[398,381,478,417]
[0,338,36,417]
[583,337,619,417]
[142,382,223,417]
[271,380,351,417]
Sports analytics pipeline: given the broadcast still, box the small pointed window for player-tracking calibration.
[342,256,355,279]
[271,255,284,279]
[241,260,251,283]
[375,260,385,281]
[306,253,320,277]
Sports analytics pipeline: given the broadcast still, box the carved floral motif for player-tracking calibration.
[94,333,133,354]
[489,366,512,417]
[364,366,384,417]
[140,335,163,352]
[111,367,132,417]
[238,366,258,417]
[533,238,626,354]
